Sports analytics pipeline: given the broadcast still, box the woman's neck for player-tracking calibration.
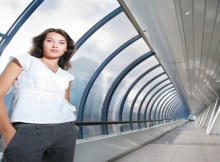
[40,57,59,73]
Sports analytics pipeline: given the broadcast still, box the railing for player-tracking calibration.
[75,119,173,126]
[74,119,183,138]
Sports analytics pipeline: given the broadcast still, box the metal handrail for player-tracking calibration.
[75,119,172,126]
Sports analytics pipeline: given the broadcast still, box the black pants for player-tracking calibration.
[2,122,78,162]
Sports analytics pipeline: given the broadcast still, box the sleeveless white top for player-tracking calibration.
[10,54,76,124]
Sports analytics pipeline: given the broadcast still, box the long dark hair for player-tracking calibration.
[29,28,77,70]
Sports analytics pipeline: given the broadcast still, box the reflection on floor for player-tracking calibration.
[111,121,220,162]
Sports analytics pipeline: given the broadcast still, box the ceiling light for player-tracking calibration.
[184,11,191,16]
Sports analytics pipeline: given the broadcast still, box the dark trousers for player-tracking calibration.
[2,122,78,162]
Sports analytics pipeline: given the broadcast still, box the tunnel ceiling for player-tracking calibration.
[121,0,220,115]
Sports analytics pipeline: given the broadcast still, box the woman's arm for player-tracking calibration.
[0,59,22,149]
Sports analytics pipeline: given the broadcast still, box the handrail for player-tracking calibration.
[75,119,173,126]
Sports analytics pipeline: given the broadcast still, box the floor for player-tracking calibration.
[111,121,220,162]
[1,121,220,162]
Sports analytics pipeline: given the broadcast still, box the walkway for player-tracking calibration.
[111,121,220,162]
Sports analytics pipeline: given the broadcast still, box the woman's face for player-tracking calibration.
[42,32,67,59]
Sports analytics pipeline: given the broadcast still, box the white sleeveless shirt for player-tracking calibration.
[10,54,76,124]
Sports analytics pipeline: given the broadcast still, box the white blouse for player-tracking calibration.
[10,54,76,124]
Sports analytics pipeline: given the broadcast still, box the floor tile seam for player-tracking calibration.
[200,130,219,161]
[169,141,181,162]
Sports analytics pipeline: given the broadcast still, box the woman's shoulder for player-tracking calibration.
[10,54,35,69]
[11,54,34,61]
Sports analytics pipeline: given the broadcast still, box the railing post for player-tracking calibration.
[147,122,153,128]
[116,124,128,135]
[163,120,166,124]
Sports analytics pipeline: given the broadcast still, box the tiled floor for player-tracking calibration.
[111,121,220,162]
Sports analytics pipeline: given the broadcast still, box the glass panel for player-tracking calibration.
[82,38,149,137]
[139,78,170,128]
[146,84,173,120]
[130,67,165,129]
[82,125,103,139]
[70,12,140,119]
[108,56,158,132]
[168,99,179,118]
[107,56,158,133]
[139,78,170,117]
[159,93,177,119]
[109,56,158,119]
[152,87,175,121]
[156,92,172,120]
[0,0,32,33]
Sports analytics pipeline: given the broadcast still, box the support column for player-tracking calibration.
[201,105,213,128]
[196,113,203,125]
[206,96,220,135]
[199,109,207,126]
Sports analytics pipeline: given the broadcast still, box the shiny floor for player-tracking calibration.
[111,121,220,162]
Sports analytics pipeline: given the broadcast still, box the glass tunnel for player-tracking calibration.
[0,0,190,140]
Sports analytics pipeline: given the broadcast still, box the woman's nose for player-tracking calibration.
[53,42,58,48]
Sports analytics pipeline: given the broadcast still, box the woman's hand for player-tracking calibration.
[1,126,16,150]
[0,59,22,150]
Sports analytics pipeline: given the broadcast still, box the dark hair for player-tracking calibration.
[29,28,77,70]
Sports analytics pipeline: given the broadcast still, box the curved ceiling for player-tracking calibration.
[122,0,220,115]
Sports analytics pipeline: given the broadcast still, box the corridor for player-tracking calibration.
[111,121,220,162]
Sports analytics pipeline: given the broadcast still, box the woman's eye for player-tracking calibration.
[46,39,52,42]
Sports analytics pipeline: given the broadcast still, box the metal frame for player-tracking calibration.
[137,78,169,128]
[101,51,155,134]
[146,84,173,121]
[149,87,174,121]
[118,64,160,121]
[0,0,44,56]
[156,90,176,120]
[129,72,166,129]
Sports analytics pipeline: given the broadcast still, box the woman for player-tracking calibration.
[0,28,78,162]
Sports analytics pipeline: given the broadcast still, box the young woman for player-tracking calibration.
[0,28,78,162]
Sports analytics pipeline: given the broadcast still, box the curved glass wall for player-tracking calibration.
[71,11,144,137]
[157,91,177,119]
[146,84,174,120]
[1,0,190,139]
[107,56,159,131]
[167,98,181,118]
[162,94,179,119]
[152,87,175,121]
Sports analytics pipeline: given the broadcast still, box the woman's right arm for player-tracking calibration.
[0,58,22,149]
